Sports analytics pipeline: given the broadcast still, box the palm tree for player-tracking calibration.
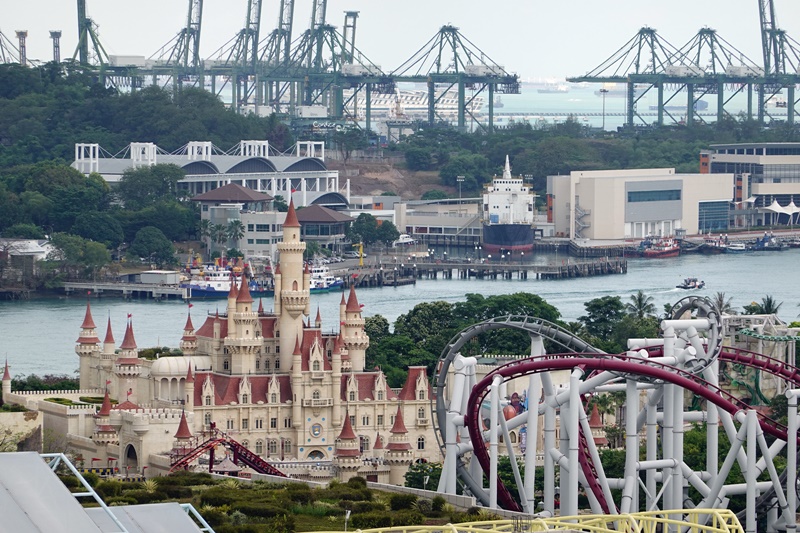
[625,289,656,319]
[226,220,246,250]
[197,219,212,250]
[760,295,783,315]
[711,291,736,315]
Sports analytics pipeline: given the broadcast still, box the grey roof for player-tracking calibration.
[75,154,327,177]
[191,183,273,202]
[296,204,354,223]
[0,452,103,532]
[0,453,206,533]
[85,502,206,533]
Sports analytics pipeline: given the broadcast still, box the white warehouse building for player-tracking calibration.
[547,168,734,240]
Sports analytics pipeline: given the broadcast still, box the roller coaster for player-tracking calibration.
[434,296,800,533]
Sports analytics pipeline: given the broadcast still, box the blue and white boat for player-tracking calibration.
[181,267,273,298]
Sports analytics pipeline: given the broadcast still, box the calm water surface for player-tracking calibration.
[2,250,798,377]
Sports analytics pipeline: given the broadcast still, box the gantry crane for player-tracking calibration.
[149,0,204,90]
[258,0,296,111]
[72,0,110,66]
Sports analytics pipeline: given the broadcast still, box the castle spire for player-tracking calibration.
[503,154,512,179]
[119,320,137,351]
[345,285,361,313]
[284,197,300,227]
[3,358,10,381]
[81,301,97,329]
[389,405,409,437]
[174,410,193,439]
[237,271,253,303]
[103,317,114,344]
[97,387,112,417]
[186,362,194,384]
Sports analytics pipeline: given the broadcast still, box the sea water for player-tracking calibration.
[2,250,799,377]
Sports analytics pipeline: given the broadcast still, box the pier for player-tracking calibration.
[63,282,190,300]
[341,258,627,288]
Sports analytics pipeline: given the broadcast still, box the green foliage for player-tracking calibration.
[347,213,380,245]
[2,222,45,238]
[375,220,401,245]
[71,212,125,247]
[405,147,433,171]
[128,226,175,267]
[389,493,417,511]
[743,295,783,315]
[342,501,386,513]
[48,232,112,278]
[351,511,392,529]
[364,315,390,344]
[421,189,448,200]
[124,489,168,504]
[404,461,442,490]
[439,152,489,191]
[10,374,78,391]
[431,495,446,512]
[579,295,625,339]
[273,195,288,212]
[392,510,426,525]
[200,487,240,507]
[346,476,367,489]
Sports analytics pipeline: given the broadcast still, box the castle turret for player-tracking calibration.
[339,291,346,325]
[102,317,116,358]
[92,388,118,446]
[385,405,413,485]
[118,319,138,358]
[180,310,197,355]
[342,286,369,372]
[333,413,362,482]
[373,432,385,460]
[185,363,195,412]
[276,199,308,370]
[332,334,343,427]
[315,307,322,329]
[175,410,193,440]
[291,336,303,430]
[2,359,11,401]
[225,273,260,374]
[226,273,239,338]
[76,301,101,388]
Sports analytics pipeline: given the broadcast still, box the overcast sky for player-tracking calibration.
[4,1,800,79]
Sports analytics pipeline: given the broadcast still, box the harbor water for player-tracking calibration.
[2,250,799,378]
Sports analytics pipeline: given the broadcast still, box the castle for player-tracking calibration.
[3,200,437,483]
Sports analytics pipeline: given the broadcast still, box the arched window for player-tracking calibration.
[377,391,384,401]
[292,280,298,290]
[284,440,292,455]
[359,436,370,452]
[265,359,271,371]
[417,436,425,450]
[241,440,249,448]
[312,360,320,371]
[223,359,230,370]
[242,394,248,404]
[418,408,426,419]
[349,391,356,401]
[268,439,278,455]
[271,392,278,403]
[255,440,264,454]
[256,359,260,370]
[510,432,517,443]
[204,412,211,425]
[312,390,321,400]
[418,390,425,400]
[205,396,212,406]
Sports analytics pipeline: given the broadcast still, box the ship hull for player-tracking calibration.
[181,283,274,299]
[481,224,535,253]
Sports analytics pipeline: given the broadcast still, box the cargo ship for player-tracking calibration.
[481,156,536,253]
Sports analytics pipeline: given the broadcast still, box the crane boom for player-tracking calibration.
[277,0,294,65]
[758,0,782,74]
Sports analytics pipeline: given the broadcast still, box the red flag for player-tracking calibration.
[87,290,91,296]
[105,380,112,385]
[359,304,364,308]
[91,458,101,462]
[188,303,194,308]
[127,313,132,319]
[108,457,117,461]
[127,388,132,397]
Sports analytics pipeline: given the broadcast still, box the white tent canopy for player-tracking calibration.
[762,199,789,215]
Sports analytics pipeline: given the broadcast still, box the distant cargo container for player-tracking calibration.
[109,55,146,67]
[140,270,181,285]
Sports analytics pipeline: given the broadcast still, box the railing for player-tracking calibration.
[301,398,333,407]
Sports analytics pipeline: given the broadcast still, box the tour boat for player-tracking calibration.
[642,237,681,258]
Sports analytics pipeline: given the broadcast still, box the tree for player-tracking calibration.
[711,291,736,315]
[364,315,390,344]
[743,295,783,315]
[404,461,442,490]
[421,189,448,201]
[348,213,381,245]
[579,295,625,339]
[273,195,288,212]
[71,212,124,248]
[128,226,175,267]
[625,290,656,319]
[333,127,368,164]
[226,220,246,251]
[375,220,400,246]
[2,223,45,239]
[47,233,112,279]
[115,164,185,210]
[405,147,433,171]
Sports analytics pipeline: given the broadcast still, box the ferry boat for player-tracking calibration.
[642,237,681,258]
[181,267,273,298]
[481,155,537,254]
[722,242,748,253]
[537,83,569,94]
[309,265,343,289]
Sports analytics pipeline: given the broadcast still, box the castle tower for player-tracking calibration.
[385,405,413,485]
[339,291,346,325]
[76,301,101,388]
[102,317,116,359]
[333,413,362,482]
[180,310,197,355]
[224,274,260,374]
[2,359,11,402]
[315,307,322,328]
[291,336,303,429]
[185,363,195,412]
[342,286,369,372]
[373,432,385,460]
[226,273,239,339]
[116,319,142,403]
[331,334,343,427]
[118,319,138,359]
[275,199,308,371]
[172,410,194,464]
[92,388,119,446]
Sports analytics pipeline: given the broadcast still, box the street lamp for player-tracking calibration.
[457,175,465,204]
[475,244,481,261]
[599,88,609,131]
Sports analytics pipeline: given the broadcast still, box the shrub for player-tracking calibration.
[58,475,80,489]
[351,511,392,529]
[201,508,229,527]
[286,485,314,505]
[265,513,295,533]
[340,500,386,513]
[389,493,418,511]
[200,487,240,507]
[160,484,193,499]
[81,472,100,487]
[346,476,367,489]
[432,495,446,512]
[392,510,426,526]
[414,498,432,514]
[125,489,168,504]
[94,480,124,499]
[232,503,288,518]
[162,471,215,486]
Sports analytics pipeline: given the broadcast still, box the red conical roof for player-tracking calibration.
[227,273,239,299]
[275,263,281,275]
[315,307,322,324]
[119,321,137,350]
[337,413,358,440]
[258,298,264,314]
[340,292,346,305]
[103,317,115,344]
[390,405,408,434]
[3,359,10,381]
[345,285,361,313]
[373,433,383,450]
[284,198,300,227]
[186,363,194,384]
[80,301,97,329]
[174,411,193,439]
[237,272,253,303]
[293,336,302,356]
[97,389,112,417]
[589,403,602,428]
[184,313,194,333]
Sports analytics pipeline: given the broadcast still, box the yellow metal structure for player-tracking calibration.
[305,509,744,533]
[353,242,364,267]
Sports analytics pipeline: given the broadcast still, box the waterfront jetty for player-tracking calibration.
[342,258,627,288]
[63,281,190,300]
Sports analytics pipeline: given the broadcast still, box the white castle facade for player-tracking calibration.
[2,200,436,483]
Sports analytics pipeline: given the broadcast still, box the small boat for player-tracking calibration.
[722,242,748,253]
[642,237,681,258]
[677,277,705,290]
[181,267,274,298]
[309,265,343,289]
